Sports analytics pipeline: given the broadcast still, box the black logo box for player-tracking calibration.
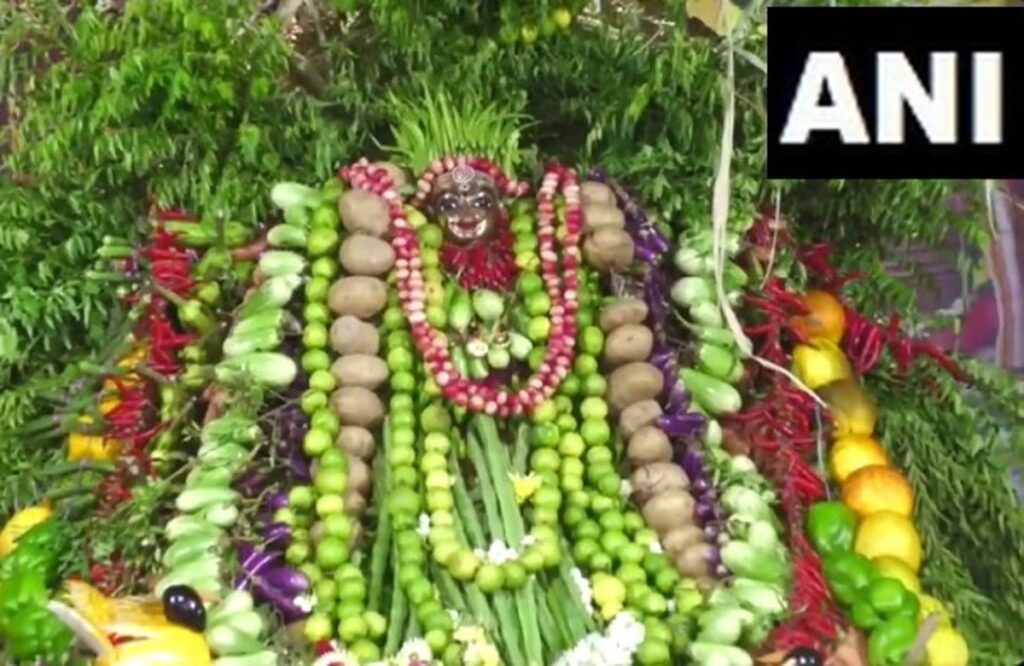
[766,6,1024,180]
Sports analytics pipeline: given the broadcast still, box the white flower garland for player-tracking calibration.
[553,611,646,666]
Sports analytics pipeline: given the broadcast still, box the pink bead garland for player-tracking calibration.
[339,156,582,416]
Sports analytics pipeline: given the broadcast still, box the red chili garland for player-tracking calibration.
[86,208,199,592]
[734,211,967,654]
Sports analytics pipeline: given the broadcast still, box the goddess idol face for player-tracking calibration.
[429,166,505,246]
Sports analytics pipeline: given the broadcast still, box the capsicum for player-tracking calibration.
[806,500,856,556]
[822,550,877,606]
[867,615,917,666]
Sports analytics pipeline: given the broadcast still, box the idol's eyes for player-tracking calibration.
[472,192,496,210]
[436,194,460,213]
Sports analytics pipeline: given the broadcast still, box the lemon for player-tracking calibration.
[924,626,968,666]
[829,434,890,483]
[792,338,853,389]
[871,556,921,594]
[818,378,878,437]
[854,510,923,572]
[917,594,952,627]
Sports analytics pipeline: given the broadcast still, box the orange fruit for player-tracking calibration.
[854,510,923,572]
[790,290,847,344]
[828,434,890,483]
[841,465,914,518]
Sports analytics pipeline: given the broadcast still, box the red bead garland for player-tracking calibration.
[340,156,582,416]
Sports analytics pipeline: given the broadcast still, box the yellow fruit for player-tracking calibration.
[854,510,923,572]
[924,626,968,666]
[792,338,853,389]
[872,556,921,594]
[917,594,952,627]
[0,505,53,557]
[829,434,890,483]
[841,465,914,518]
[818,378,878,437]
[789,290,847,343]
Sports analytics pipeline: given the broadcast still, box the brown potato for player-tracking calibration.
[607,362,664,413]
[371,161,408,189]
[642,489,695,534]
[599,298,649,332]
[339,189,390,237]
[584,227,635,273]
[583,204,626,233]
[336,426,376,459]
[330,387,385,428]
[345,454,372,497]
[661,526,706,559]
[631,462,690,504]
[328,276,388,319]
[626,425,673,466]
[581,181,616,206]
[330,316,380,356]
[338,235,396,276]
[618,400,663,439]
[604,323,654,367]
[675,543,713,578]
[345,490,368,516]
[332,354,389,390]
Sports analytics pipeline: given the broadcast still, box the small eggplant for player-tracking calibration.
[257,566,310,596]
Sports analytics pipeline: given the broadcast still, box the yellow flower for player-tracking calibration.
[454,625,488,645]
[509,472,541,505]
[99,396,121,415]
[465,641,502,666]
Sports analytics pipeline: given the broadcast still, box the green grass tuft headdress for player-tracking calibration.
[380,84,536,177]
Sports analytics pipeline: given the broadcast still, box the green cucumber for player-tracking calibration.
[176,486,238,513]
[680,368,742,416]
[697,343,740,382]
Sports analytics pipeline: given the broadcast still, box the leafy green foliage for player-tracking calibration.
[0,0,358,426]
[2,3,1019,660]
[869,361,1024,666]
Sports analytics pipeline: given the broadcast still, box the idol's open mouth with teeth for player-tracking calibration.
[450,218,488,240]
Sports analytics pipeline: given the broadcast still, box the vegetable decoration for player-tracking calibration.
[0,87,992,666]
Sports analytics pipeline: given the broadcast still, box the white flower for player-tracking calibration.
[648,540,664,555]
[293,593,317,613]
[416,513,431,538]
[618,479,632,499]
[396,638,433,663]
[520,534,537,547]
[486,540,517,564]
[312,649,358,666]
[666,598,676,613]
[568,567,594,614]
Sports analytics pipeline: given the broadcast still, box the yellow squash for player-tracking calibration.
[0,504,53,557]
[47,581,212,666]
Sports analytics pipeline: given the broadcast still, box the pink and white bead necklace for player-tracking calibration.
[340,155,583,416]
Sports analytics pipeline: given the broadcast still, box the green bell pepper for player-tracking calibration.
[822,551,877,606]
[806,501,857,556]
[867,616,918,666]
